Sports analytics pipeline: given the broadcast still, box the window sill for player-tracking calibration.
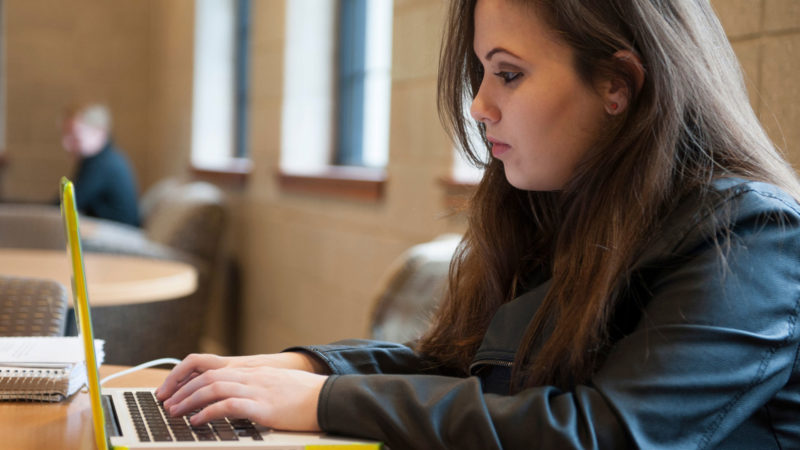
[277,166,386,202]
[191,159,251,188]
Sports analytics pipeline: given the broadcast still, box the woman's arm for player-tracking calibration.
[153,341,455,432]
[284,339,459,376]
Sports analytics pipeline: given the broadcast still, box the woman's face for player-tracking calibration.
[470,0,607,191]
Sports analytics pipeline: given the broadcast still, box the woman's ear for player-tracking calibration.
[602,50,645,115]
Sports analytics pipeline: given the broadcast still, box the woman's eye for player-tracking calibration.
[494,71,522,84]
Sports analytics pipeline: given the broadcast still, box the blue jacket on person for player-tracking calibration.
[74,140,140,227]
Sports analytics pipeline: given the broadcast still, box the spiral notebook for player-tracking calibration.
[0,336,104,401]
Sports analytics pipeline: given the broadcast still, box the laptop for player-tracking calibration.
[59,177,382,450]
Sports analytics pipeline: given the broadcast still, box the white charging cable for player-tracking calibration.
[99,357,182,386]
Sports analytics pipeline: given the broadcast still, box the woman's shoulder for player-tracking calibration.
[693,178,800,238]
[708,177,800,216]
[647,177,800,259]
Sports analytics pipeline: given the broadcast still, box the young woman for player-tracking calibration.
[156,0,800,448]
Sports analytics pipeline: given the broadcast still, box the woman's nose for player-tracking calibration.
[470,87,500,125]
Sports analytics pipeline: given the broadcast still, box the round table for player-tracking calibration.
[0,248,197,306]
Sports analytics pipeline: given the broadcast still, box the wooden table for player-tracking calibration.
[0,248,197,306]
[0,365,170,450]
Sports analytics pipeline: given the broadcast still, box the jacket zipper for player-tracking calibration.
[469,359,513,374]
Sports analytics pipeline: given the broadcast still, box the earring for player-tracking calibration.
[610,102,618,110]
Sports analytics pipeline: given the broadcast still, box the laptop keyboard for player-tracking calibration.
[122,391,264,442]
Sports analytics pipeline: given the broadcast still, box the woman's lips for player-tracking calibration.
[488,137,510,157]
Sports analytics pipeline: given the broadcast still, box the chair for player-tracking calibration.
[83,179,230,364]
[0,204,67,250]
[85,295,209,365]
[139,179,228,267]
[0,275,68,337]
[369,234,461,343]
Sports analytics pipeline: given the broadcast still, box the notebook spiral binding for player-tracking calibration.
[0,366,72,402]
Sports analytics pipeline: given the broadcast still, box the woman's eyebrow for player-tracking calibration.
[486,47,521,60]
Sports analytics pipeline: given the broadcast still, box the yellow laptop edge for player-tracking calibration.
[60,177,112,450]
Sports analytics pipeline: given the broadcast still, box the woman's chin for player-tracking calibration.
[504,169,564,192]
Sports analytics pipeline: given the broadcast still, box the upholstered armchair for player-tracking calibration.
[0,275,69,337]
[369,234,461,343]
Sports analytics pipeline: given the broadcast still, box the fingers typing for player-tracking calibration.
[156,353,223,401]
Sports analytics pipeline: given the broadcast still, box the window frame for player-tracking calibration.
[190,0,252,185]
[278,0,391,202]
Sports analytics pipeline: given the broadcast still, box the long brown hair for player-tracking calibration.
[418,0,800,390]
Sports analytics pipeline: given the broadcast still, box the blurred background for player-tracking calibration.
[0,0,797,357]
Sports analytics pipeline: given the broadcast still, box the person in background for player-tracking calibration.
[155,0,800,448]
[61,103,140,227]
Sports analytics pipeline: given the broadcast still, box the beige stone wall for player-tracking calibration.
[144,0,195,189]
[2,0,150,200]
[714,0,800,167]
[1,0,193,200]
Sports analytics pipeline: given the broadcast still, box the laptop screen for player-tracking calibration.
[61,177,109,450]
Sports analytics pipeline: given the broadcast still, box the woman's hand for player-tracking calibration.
[154,352,329,431]
[156,352,327,401]
[161,365,327,431]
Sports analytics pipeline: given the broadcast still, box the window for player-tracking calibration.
[281,0,392,173]
[335,0,367,166]
[452,146,484,184]
[232,0,250,159]
[336,0,392,167]
[191,0,251,170]
[442,111,484,209]
[451,104,486,184]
